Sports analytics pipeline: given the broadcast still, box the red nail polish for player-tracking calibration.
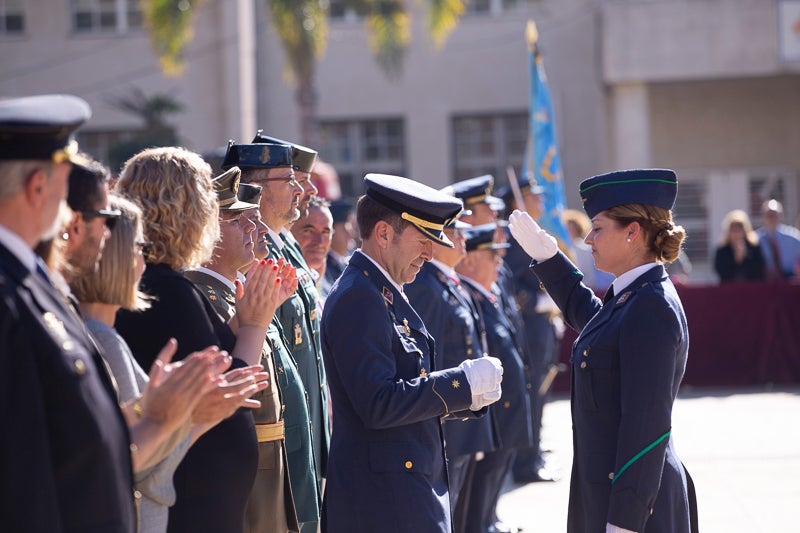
[260,259,267,266]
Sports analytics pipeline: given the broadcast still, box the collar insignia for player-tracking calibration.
[382,286,393,306]
[616,291,632,304]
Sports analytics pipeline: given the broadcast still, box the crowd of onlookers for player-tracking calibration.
[713,200,800,283]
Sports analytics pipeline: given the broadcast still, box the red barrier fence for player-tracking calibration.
[552,281,800,392]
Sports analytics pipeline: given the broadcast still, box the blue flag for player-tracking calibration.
[522,36,571,244]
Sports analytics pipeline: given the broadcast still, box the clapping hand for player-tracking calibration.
[191,364,270,424]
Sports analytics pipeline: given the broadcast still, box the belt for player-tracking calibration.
[255,421,285,443]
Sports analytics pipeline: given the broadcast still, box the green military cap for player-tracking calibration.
[0,94,92,164]
[237,182,262,205]
[252,130,318,173]
[213,166,260,212]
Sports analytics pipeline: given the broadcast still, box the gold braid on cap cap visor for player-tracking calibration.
[52,140,89,166]
[401,211,457,248]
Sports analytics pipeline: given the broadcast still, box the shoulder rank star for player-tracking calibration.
[452,379,460,389]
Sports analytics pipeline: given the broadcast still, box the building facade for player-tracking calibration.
[3,0,799,281]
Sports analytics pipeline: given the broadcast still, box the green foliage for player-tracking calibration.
[425,0,465,48]
[142,0,200,76]
[268,0,329,85]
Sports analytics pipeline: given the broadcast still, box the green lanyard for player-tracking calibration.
[612,429,672,485]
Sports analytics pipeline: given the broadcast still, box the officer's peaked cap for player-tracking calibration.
[0,94,92,165]
[364,173,463,248]
[237,182,263,205]
[213,166,260,212]
[443,174,494,205]
[463,223,510,252]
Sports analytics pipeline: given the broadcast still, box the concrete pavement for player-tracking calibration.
[497,385,800,532]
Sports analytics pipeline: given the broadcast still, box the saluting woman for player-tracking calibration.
[508,169,698,533]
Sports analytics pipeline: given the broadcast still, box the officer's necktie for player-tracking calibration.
[603,286,615,305]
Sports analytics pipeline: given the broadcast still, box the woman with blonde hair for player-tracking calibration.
[509,169,697,533]
[713,209,765,282]
[72,194,272,532]
[114,146,283,532]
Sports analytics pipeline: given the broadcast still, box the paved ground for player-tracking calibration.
[497,385,800,532]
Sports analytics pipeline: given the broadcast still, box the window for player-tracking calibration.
[318,118,406,197]
[464,0,540,15]
[327,0,365,22]
[71,0,142,34]
[0,0,24,34]
[451,112,528,185]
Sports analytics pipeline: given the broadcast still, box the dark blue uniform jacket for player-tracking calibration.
[532,252,696,533]
[321,251,478,533]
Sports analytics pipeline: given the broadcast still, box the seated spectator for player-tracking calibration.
[757,199,800,280]
[714,209,765,283]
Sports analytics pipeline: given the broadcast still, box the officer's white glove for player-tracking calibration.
[470,385,502,411]
[508,209,558,262]
[460,356,503,395]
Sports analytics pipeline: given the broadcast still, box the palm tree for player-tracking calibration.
[141,0,467,146]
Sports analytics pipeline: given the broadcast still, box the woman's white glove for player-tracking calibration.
[508,209,558,262]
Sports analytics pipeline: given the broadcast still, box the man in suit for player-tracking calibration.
[186,167,298,533]
[456,223,534,533]
[223,141,329,533]
[405,215,500,533]
[0,94,136,531]
[321,174,504,533]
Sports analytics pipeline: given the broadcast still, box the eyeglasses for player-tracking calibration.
[248,173,300,189]
[81,208,121,230]
[135,240,154,260]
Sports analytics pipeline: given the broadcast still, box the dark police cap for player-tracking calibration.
[221,140,294,171]
[579,168,678,219]
[213,167,260,212]
[496,173,545,202]
[237,182,263,205]
[363,173,463,248]
[0,94,91,164]
[252,130,318,173]
[329,196,355,224]
[463,223,511,253]
[445,174,494,205]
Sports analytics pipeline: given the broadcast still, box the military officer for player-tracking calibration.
[0,94,136,531]
[321,174,504,533]
[185,167,299,533]
[223,141,328,533]
[239,181,321,531]
[455,223,534,533]
[508,169,698,533]
[497,176,562,484]
[325,196,356,289]
[405,215,500,533]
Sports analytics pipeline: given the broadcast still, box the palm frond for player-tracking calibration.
[141,0,200,77]
[268,0,329,85]
[423,0,465,48]
[364,0,410,78]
